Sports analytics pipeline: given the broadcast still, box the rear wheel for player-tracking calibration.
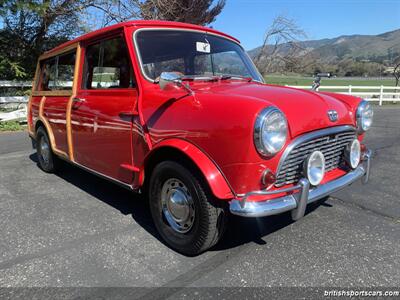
[36,127,58,173]
[149,161,227,256]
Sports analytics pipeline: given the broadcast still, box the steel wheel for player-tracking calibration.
[149,161,228,255]
[161,178,195,233]
[39,135,50,165]
[36,126,57,173]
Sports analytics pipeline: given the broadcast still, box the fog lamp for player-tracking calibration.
[345,139,361,169]
[304,151,325,186]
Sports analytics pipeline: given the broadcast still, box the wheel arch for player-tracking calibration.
[35,119,46,133]
[34,118,68,159]
[141,139,234,200]
[34,119,55,148]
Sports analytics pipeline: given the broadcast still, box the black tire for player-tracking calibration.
[149,161,228,256]
[36,126,58,173]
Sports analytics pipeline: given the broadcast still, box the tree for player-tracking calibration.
[0,0,226,80]
[88,0,141,26]
[92,0,226,26]
[0,0,95,79]
[140,0,225,26]
[254,15,307,75]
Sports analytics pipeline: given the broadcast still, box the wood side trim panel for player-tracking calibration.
[66,43,82,162]
[38,96,68,159]
[32,90,73,97]
[33,43,78,97]
[39,43,79,61]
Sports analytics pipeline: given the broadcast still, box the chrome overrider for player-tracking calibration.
[229,144,372,220]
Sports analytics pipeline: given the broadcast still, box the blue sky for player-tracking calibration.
[211,0,400,50]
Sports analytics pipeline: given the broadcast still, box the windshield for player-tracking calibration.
[134,29,263,82]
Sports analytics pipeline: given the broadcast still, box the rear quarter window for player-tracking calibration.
[37,51,76,91]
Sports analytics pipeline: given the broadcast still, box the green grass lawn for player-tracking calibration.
[265,75,396,87]
[0,121,26,132]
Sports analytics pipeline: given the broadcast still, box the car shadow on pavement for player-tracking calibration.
[29,153,331,255]
[29,153,157,236]
[213,199,327,251]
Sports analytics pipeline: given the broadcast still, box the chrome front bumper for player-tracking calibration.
[229,149,372,219]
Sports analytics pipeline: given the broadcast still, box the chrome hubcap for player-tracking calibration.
[161,178,195,233]
[39,137,50,165]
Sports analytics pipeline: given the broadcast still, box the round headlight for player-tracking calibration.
[345,139,361,169]
[304,151,325,186]
[356,100,373,132]
[254,107,288,157]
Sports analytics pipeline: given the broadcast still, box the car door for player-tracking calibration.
[70,35,138,184]
[34,50,77,156]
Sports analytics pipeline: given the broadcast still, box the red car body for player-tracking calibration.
[28,20,372,255]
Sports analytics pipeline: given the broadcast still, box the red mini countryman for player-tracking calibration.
[28,20,373,255]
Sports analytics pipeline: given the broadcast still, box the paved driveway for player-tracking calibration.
[0,107,399,293]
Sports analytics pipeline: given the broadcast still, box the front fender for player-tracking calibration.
[143,139,234,200]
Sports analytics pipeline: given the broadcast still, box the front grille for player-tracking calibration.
[275,129,356,187]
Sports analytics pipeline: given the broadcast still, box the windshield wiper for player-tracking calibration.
[220,74,252,82]
[179,75,252,82]
[181,75,217,82]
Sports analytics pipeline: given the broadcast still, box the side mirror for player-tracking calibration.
[158,72,182,90]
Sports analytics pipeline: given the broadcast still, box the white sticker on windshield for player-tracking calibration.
[196,41,211,53]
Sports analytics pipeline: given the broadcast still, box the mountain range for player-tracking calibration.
[249,28,400,65]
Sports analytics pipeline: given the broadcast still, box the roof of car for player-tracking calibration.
[44,20,240,56]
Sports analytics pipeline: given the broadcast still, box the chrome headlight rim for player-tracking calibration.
[356,100,373,133]
[254,106,288,157]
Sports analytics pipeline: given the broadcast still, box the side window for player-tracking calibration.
[38,58,56,91]
[83,36,134,89]
[38,51,76,91]
[56,52,75,89]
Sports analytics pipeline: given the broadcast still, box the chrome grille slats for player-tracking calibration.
[275,129,356,187]
[280,145,350,169]
[282,144,348,166]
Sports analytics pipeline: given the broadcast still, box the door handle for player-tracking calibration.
[73,97,86,103]
[119,112,138,118]
[119,111,138,122]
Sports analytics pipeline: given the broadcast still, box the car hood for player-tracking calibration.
[192,82,355,138]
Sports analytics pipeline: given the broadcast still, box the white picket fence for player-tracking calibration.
[1,80,399,104]
[0,96,29,103]
[1,81,400,123]
[0,81,30,106]
[286,85,400,106]
[0,81,29,122]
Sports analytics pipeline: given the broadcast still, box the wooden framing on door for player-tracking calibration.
[38,96,69,159]
[30,42,81,162]
[66,43,82,162]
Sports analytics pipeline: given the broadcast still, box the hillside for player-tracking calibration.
[249,28,400,68]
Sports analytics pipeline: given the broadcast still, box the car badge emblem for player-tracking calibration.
[327,110,338,122]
